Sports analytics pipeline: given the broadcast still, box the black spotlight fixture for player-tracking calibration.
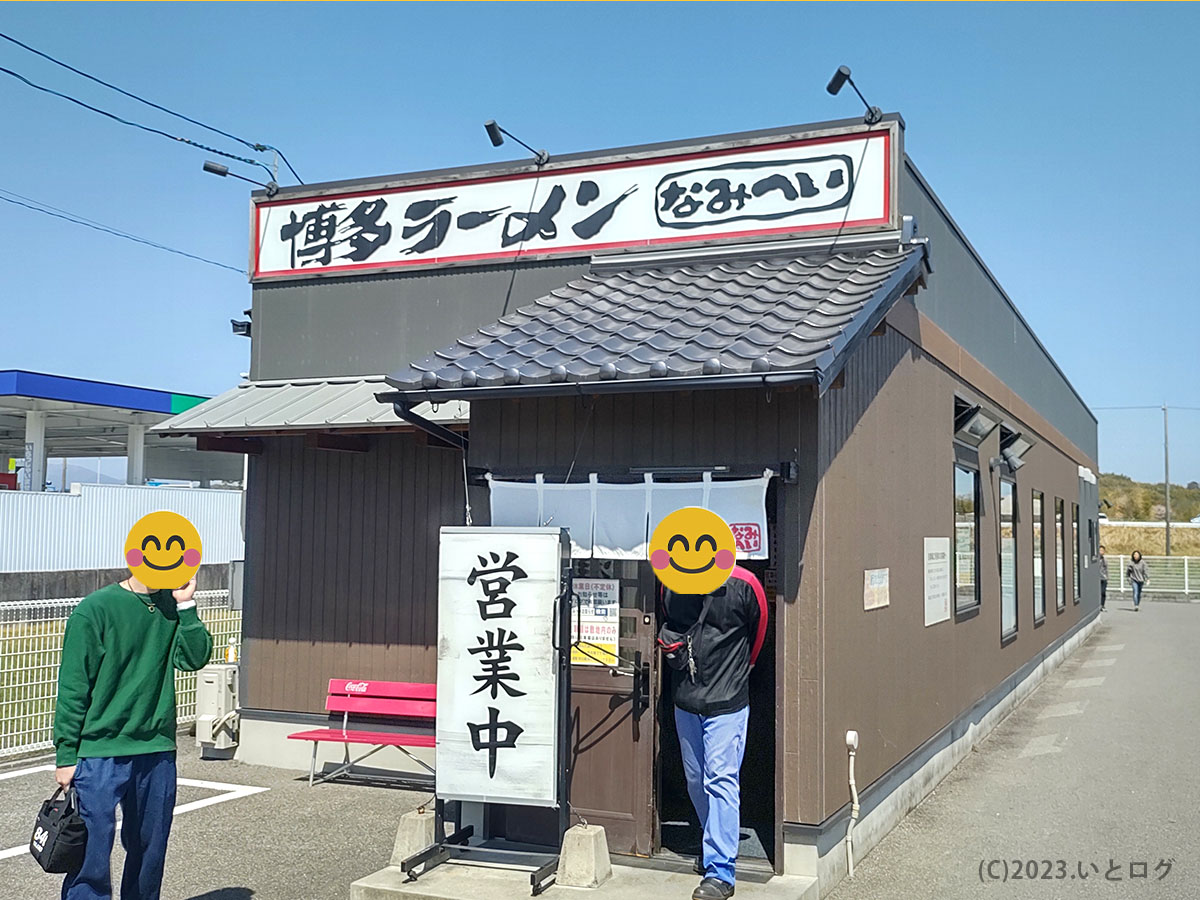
[203,160,279,197]
[483,120,549,166]
[825,65,883,125]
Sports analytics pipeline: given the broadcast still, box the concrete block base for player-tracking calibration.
[556,824,612,888]
[351,861,817,900]
[390,808,438,867]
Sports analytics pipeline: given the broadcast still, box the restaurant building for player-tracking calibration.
[158,113,1100,893]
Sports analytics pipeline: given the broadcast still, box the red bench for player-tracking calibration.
[288,678,436,786]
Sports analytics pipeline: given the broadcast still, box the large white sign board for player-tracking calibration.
[436,527,566,807]
[252,125,897,280]
[924,537,952,626]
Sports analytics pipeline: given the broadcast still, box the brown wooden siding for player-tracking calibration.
[469,389,802,474]
[242,434,464,713]
[810,319,1093,823]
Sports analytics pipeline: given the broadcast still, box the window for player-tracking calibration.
[1087,517,1098,563]
[1072,503,1081,603]
[1055,497,1066,612]
[1000,480,1017,639]
[1032,491,1045,622]
[954,465,980,612]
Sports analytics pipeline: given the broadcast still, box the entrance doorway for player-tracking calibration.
[501,557,658,855]
[497,551,777,871]
[655,556,777,871]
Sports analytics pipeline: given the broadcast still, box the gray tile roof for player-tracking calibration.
[386,246,926,395]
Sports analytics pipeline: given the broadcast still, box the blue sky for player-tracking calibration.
[1,2,1197,484]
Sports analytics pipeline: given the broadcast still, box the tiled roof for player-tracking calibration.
[387,246,926,394]
[152,375,468,434]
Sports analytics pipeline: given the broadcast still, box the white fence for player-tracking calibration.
[0,483,244,572]
[1106,555,1199,596]
[0,590,241,759]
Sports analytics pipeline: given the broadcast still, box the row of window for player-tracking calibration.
[953,464,1085,639]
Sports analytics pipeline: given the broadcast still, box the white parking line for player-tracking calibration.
[0,769,267,861]
[1065,677,1106,688]
[1082,658,1116,668]
[0,764,54,782]
[1039,701,1087,719]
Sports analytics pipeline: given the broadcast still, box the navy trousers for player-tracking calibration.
[62,751,176,900]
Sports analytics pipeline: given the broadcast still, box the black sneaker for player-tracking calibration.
[692,877,735,900]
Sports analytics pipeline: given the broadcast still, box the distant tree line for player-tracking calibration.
[1099,473,1200,522]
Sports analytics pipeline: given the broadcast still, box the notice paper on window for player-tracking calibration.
[924,537,952,626]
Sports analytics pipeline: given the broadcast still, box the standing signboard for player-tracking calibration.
[436,526,569,807]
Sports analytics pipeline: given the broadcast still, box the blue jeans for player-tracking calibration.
[62,752,176,900]
[1132,581,1143,607]
[675,705,750,885]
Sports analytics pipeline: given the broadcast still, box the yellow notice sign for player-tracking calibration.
[571,578,620,666]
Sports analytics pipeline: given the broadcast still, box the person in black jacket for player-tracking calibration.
[662,566,767,900]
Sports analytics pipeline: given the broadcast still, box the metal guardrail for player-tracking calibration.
[1106,555,1198,595]
[0,590,240,760]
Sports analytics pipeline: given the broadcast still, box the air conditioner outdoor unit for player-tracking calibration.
[196,663,239,758]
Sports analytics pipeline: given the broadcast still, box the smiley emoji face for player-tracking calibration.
[124,511,202,589]
[648,507,737,594]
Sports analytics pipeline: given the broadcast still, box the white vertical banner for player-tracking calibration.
[436,527,566,807]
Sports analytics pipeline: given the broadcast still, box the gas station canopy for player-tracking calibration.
[0,370,241,488]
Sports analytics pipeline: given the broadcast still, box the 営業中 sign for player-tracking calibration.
[436,527,567,807]
[252,123,898,281]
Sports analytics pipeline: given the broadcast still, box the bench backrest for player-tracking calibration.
[326,678,437,721]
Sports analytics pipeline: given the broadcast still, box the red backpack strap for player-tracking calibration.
[731,565,768,666]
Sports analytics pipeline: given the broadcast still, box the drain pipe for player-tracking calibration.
[845,730,860,878]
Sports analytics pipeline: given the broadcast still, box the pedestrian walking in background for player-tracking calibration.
[53,570,213,900]
[1126,550,1149,611]
[1098,545,1108,611]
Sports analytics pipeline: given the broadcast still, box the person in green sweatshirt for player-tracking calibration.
[53,571,213,900]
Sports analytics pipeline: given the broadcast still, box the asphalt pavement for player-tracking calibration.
[0,744,431,900]
[828,598,1199,900]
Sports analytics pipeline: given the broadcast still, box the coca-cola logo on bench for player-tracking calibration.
[345,682,369,693]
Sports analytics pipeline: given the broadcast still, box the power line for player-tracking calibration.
[0,30,303,184]
[1094,406,1200,412]
[0,189,245,275]
[0,63,275,180]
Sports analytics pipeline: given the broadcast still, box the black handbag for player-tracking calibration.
[657,594,713,683]
[30,785,88,874]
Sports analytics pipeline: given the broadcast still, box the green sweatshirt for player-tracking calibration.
[54,583,214,766]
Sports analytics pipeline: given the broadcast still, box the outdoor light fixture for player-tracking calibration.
[999,431,1034,472]
[954,403,1000,446]
[483,120,549,166]
[203,160,279,197]
[230,319,251,337]
[825,65,883,125]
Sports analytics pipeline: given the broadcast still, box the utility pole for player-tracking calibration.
[1163,404,1171,556]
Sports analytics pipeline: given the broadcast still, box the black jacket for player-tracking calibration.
[662,567,767,717]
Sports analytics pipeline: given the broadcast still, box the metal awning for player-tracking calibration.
[152,375,467,436]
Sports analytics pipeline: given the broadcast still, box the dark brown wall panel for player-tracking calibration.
[813,323,1093,823]
[242,434,464,713]
[469,389,801,475]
